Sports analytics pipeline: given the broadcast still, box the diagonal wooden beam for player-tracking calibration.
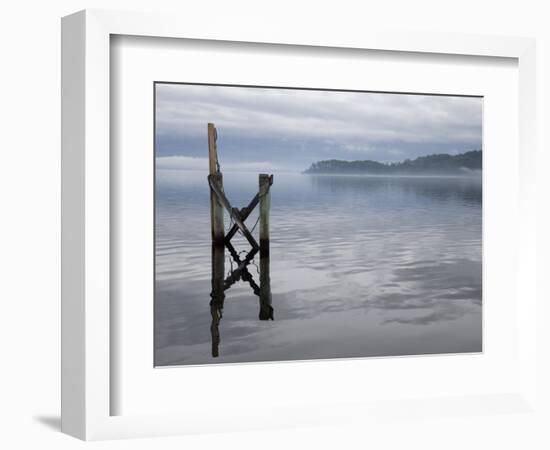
[225,193,259,243]
[208,174,259,250]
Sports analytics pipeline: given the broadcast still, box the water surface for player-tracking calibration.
[155,171,482,366]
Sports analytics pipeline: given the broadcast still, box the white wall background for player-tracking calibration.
[0,1,548,448]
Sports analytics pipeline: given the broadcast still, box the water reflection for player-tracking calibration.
[308,174,482,206]
[209,241,273,358]
[155,172,482,366]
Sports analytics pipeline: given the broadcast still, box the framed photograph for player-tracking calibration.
[61,9,538,440]
[153,83,483,367]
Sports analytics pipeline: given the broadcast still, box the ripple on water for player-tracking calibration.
[155,172,482,365]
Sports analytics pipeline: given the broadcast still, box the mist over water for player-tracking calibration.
[155,170,482,366]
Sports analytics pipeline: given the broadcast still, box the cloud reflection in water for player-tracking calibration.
[155,171,482,366]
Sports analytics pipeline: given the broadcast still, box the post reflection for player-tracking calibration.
[209,241,273,358]
[209,243,225,358]
[259,252,273,321]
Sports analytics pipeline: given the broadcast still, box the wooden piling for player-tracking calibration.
[259,174,272,256]
[207,123,218,175]
[208,123,224,244]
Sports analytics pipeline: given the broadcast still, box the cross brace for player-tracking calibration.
[208,173,271,251]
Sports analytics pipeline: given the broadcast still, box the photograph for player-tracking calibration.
[154,83,483,366]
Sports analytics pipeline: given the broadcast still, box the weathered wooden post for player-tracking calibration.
[208,123,224,244]
[259,174,272,256]
[258,174,273,320]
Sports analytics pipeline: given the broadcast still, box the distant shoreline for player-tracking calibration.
[303,150,482,176]
[303,172,482,179]
[155,167,481,178]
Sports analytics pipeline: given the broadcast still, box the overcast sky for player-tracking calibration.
[155,83,482,172]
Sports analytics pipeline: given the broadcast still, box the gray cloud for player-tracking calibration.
[155,83,482,171]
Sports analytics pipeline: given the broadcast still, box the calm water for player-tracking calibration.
[155,170,482,366]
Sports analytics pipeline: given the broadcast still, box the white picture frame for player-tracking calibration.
[61,9,537,441]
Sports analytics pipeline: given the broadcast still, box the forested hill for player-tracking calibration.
[303,150,482,175]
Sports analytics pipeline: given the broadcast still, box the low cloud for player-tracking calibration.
[156,155,279,172]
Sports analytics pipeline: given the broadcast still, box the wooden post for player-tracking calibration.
[208,123,224,244]
[259,174,272,256]
[259,174,273,320]
[207,123,218,175]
